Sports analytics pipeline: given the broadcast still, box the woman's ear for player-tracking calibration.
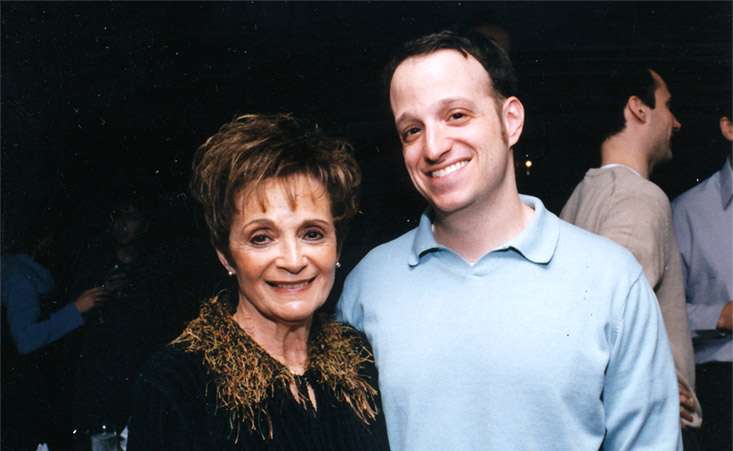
[215,249,236,276]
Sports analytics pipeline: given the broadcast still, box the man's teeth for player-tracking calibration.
[431,161,468,178]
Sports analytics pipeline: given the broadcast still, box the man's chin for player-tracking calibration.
[654,145,673,165]
[429,196,475,217]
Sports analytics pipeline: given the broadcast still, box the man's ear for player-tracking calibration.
[627,96,648,123]
[216,248,236,275]
[502,96,525,147]
[720,116,733,142]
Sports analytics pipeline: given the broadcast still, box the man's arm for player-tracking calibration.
[601,190,697,417]
[716,302,733,331]
[335,266,365,330]
[1,265,83,354]
[603,273,682,451]
[597,192,669,288]
[672,200,732,331]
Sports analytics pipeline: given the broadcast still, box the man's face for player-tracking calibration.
[389,50,521,216]
[647,70,681,163]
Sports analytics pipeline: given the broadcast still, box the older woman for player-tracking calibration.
[128,114,389,450]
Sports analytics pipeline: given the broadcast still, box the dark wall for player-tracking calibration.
[2,2,731,279]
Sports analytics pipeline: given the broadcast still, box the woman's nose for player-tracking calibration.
[277,239,307,273]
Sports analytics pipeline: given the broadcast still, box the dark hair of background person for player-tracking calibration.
[588,65,659,144]
[382,29,518,104]
[190,113,362,259]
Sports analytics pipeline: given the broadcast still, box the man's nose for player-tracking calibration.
[672,115,682,131]
[423,124,452,162]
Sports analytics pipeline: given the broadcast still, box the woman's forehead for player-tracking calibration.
[236,174,330,214]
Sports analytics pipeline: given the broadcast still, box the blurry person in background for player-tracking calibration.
[560,65,701,446]
[673,96,733,451]
[128,113,389,451]
[67,187,177,441]
[1,211,107,450]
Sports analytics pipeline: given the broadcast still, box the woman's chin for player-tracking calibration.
[272,300,323,324]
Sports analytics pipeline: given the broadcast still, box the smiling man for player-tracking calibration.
[337,31,681,451]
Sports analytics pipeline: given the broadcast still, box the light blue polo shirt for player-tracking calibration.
[337,195,681,451]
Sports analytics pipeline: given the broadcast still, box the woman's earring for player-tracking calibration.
[336,261,341,269]
[227,269,235,276]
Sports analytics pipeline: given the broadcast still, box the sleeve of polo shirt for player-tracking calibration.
[602,272,682,451]
[335,265,365,331]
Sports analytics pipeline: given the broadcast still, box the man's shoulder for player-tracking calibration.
[354,227,417,268]
[556,218,642,273]
[673,171,718,211]
[570,167,670,210]
[591,169,672,222]
[605,168,670,205]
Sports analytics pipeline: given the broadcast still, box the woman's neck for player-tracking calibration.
[232,301,311,375]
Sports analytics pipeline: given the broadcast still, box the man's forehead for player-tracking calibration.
[389,49,494,110]
[392,49,489,83]
[649,69,671,97]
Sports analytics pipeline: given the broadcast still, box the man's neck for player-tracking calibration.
[600,134,651,179]
[432,191,533,264]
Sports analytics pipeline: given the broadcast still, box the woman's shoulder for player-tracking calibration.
[136,344,208,395]
[327,318,366,337]
[311,316,381,426]
[312,316,378,377]
[317,317,374,354]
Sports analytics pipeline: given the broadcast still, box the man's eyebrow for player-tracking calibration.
[395,111,417,127]
[395,97,476,125]
[439,97,474,107]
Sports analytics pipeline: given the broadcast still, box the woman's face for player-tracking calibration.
[217,174,338,326]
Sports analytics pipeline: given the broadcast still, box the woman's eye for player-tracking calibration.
[303,230,324,241]
[250,234,272,245]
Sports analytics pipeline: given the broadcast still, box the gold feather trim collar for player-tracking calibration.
[171,293,379,440]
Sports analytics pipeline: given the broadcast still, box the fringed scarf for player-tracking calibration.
[171,294,379,441]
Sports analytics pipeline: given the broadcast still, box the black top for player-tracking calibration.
[128,298,390,451]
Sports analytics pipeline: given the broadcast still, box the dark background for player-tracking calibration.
[2,1,732,294]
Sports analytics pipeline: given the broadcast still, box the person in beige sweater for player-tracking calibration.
[561,66,701,442]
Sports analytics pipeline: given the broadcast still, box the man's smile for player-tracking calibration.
[429,159,470,178]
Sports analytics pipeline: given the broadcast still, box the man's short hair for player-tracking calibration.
[383,30,518,103]
[593,66,659,143]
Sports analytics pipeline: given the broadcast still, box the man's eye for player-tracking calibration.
[401,127,421,141]
[250,234,272,245]
[303,230,324,241]
[448,111,468,122]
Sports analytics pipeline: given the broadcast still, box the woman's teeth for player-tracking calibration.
[271,280,310,289]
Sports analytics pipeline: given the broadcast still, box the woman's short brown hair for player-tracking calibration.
[190,113,361,255]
